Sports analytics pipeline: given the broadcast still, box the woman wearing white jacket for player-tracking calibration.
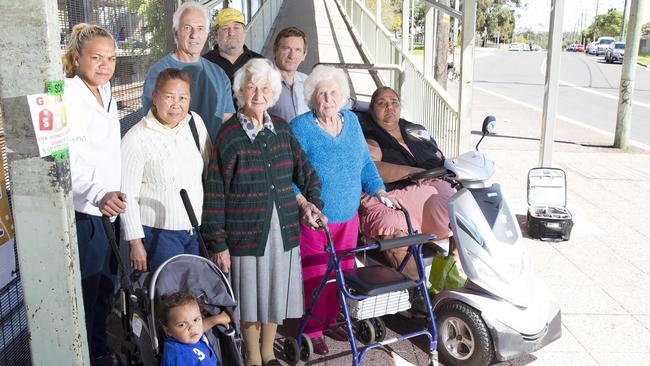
[120,68,211,273]
[64,23,126,366]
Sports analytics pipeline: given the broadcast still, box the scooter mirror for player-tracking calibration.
[476,115,496,150]
[482,115,496,135]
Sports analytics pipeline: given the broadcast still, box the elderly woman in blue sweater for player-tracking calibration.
[289,65,397,355]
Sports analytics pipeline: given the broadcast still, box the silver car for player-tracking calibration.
[605,42,625,63]
[586,41,598,55]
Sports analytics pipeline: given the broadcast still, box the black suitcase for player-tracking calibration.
[526,168,573,241]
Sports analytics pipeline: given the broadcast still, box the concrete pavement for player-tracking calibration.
[264,1,650,364]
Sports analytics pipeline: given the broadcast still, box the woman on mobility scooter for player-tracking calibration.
[358,87,455,280]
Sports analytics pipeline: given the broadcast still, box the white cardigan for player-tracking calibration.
[120,111,211,241]
[66,76,121,216]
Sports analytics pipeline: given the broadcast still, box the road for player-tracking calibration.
[472,49,650,147]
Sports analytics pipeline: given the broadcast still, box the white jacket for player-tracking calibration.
[120,110,211,240]
[66,76,121,216]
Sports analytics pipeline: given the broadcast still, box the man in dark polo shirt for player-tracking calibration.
[203,7,264,83]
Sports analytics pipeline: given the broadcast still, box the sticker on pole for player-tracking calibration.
[26,93,69,157]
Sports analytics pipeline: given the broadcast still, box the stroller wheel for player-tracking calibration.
[357,319,376,345]
[283,334,312,365]
[371,317,386,342]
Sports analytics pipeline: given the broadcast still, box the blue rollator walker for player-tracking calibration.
[283,207,440,366]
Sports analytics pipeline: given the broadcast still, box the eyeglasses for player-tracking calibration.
[374,100,400,109]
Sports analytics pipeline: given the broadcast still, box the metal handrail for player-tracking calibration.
[244,0,282,52]
[314,62,405,98]
[338,0,460,156]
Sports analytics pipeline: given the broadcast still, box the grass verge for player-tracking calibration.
[638,53,650,67]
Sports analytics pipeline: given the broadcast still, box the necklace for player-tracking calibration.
[317,115,342,137]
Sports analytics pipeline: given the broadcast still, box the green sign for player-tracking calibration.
[46,80,64,96]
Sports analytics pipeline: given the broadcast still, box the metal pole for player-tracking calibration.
[539,0,565,167]
[453,0,459,62]
[614,0,645,149]
[424,4,435,78]
[458,0,476,154]
[401,0,410,53]
[410,0,415,52]
[620,0,629,41]
[0,0,89,365]
[376,0,382,59]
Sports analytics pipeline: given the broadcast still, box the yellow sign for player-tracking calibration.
[0,151,14,246]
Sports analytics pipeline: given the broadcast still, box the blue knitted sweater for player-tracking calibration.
[290,109,385,223]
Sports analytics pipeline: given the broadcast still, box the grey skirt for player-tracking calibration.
[230,206,304,324]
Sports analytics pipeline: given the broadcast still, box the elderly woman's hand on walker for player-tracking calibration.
[297,194,328,230]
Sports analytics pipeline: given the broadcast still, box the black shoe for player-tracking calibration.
[263,360,282,366]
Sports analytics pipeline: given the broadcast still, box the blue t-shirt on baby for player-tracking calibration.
[160,335,218,366]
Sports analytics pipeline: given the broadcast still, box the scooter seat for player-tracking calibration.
[343,265,416,296]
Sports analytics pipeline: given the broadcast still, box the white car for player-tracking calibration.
[586,42,598,55]
[595,37,616,55]
[509,43,524,51]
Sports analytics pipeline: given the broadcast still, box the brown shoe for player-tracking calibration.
[311,336,329,355]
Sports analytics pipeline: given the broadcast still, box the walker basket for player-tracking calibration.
[346,289,411,320]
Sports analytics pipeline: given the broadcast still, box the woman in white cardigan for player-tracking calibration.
[120,68,211,272]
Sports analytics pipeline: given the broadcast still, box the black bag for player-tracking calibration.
[526,168,573,241]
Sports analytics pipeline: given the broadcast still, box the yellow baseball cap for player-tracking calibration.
[215,8,245,27]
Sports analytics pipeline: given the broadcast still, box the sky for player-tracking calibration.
[515,0,650,32]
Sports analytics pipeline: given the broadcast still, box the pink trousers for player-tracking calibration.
[299,215,359,338]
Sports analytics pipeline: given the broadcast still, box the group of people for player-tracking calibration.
[64,2,454,366]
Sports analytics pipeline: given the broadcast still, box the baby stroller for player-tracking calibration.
[102,189,244,366]
[283,208,439,366]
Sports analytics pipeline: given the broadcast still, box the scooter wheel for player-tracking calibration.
[437,301,494,366]
[371,317,386,342]
[357,319,376,345]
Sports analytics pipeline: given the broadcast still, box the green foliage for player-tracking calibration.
[582,8,623,43]
[414,2,427,28]
[642,22,650,36]
[127,0,168,71]
[477,0,522,44]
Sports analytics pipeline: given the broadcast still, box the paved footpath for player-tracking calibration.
[273,85,650,366]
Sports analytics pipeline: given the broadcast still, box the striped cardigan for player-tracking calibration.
[202,115,322,256]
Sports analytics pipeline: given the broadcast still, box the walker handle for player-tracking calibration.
[377,233,435,251]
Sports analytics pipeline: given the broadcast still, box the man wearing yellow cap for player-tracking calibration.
[203,7,264,84]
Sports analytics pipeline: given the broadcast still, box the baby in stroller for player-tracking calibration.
[158,291,231,365]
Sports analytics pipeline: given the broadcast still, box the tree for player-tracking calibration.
[477,0,522,45]
[127,0,168,71]
[582,8,623,42]
[642,22,650,36]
